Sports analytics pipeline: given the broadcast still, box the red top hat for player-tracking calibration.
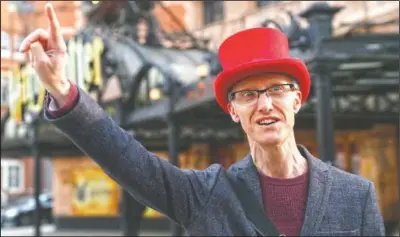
[213,27,311,113]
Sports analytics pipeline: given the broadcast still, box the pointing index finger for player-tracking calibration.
[46,3,63,43]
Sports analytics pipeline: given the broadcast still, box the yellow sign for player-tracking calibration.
[7,36,104,123]
[71,167,120,216]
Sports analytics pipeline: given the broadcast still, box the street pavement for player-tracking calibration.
[2,225,398,236]
[1,224,170,236]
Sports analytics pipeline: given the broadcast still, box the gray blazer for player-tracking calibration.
[45,88,385,236]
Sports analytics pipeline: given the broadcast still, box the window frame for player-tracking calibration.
[1,160,25,194]
[256,1,280,8]
[203,1,225,25]
[13,35,24,53]
[1,71,12,105]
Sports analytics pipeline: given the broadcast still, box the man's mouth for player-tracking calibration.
[256,119,278,126]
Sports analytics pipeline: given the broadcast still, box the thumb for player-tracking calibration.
[30,42,49,68]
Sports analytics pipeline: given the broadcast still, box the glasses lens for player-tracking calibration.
[233,90,258,105]
[230,84,296,106]
[267,84,294,97]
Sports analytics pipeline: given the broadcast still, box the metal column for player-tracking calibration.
[121,190,146,236]
[167,115,184,236]
[314,74,336,164]
[116,100,146,236]
[121,190,132,236]
[300,3,342,164]
[32,120,42,236]
[166,75,183,236]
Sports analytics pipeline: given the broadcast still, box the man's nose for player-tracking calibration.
[257,93,273,111]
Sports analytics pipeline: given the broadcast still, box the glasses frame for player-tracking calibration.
[228,83,298,105]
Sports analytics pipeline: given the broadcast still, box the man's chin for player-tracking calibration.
[256,135,283,147]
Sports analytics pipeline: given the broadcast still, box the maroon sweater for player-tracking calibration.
[46,84,309,236]
[260,172,309,236]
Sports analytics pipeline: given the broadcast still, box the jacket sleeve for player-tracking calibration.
[43,87,222,227]
[361,181,386,236]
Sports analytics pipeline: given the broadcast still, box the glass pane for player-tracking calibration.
[156,48,211,86]
[203,1,224,24]
[8,166,20,188]
[135,78,148,107]
[14,166,20,188]
[8,167,14,188]
[1,76,9,104]
[257,1,279,7]
[148,67,165,89]
[131,45,214,88]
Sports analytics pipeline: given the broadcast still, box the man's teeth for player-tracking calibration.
[258,120,277,125]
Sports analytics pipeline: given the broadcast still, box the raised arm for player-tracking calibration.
[45,85,221,225]
[19,3,221,227]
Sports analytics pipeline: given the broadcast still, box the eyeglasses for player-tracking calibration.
[229,83,297,106]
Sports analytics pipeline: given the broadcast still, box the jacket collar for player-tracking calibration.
[228,144,333,236]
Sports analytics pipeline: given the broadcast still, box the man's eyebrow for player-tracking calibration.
[232,87,256,91]
[234,82,291,91]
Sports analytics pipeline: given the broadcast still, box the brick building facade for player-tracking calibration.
[1,1,83,204]
[155,1,398,50]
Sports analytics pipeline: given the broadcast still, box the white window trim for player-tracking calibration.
[1,159,25,194]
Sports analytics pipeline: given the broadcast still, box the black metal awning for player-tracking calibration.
[1,118,81,158]
[123,33,399,133]
[1,33,218,157]
[101,36,218,105]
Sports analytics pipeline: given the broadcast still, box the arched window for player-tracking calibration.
[134,66,166,108]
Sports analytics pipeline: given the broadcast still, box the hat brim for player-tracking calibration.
[214,58,311,114]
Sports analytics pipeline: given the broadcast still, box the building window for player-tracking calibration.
[8,1,35,14]
[257,1,280,8]
[1,31,11,50]
[203,1,224,25]
[1,160,25,193]
[1,71,11,105]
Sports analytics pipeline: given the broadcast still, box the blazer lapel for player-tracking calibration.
[235,154,264,209]
[232,146,333,236]
[299,145,333,236]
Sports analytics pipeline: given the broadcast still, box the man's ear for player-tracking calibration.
[227,103,240,123]
[294,90,302,114]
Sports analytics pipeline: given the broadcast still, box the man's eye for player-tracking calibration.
[270,86,284,92]
[240,91,257,97]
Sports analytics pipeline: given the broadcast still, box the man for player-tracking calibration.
[20,3,385,236]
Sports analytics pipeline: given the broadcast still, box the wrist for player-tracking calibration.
[47,79,71,107]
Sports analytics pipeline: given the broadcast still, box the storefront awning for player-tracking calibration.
[1,119,83,158]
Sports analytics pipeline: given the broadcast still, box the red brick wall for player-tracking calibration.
[1,1,81,199]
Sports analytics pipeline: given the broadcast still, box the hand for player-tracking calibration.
[19,3,70,106]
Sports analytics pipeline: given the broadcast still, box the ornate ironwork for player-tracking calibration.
[129,126,243,141]
[300,92,399,116]
[259,11,312,51]
[316,34,400,61]
[342,18,400,37]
